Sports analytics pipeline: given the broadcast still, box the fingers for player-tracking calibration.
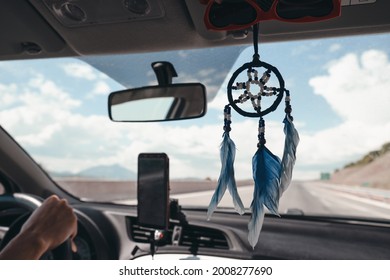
[56,196,78,239]
[31,195,78,250]
[50,196,78,252]
[71,240,78,253]
[46,195,78,236]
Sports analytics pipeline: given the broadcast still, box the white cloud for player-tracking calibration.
[174,69,227,101]
[2,50,389,181]
[329,43,341,52]
[291,41,321,56]
[101,119,286,180]
[302,50,390,166]
[92,81,111,96]
[60,63,116,98]
[27,74,81,109]
[198,68,216,78]
[0,75,81,147]
[1,73,286,178]
[18,123,62,147]
[0,83,18,108]
[310,50,390,124]
[178,51,189,58]
[61,63,98,80]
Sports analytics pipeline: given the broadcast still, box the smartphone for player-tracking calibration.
[137,153,169,230]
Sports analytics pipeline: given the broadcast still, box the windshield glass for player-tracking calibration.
[1,33,389,220]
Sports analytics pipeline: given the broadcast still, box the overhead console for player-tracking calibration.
[38,0,165,27]
[27,0,195,55]
[1,0,389,60]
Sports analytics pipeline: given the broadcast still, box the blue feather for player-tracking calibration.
[207,132,245,220]
[279,115,299,194]
[247,197,265,249]
[248,146,281,248]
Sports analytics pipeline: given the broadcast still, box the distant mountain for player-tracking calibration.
[78,164,136,180]
[49,164,136,181]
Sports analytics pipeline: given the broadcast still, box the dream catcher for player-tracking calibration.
[207,24,299,248]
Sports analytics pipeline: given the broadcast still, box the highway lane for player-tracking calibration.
[114,180,390,220]
[279,181,390,219]
[170,181,390,220]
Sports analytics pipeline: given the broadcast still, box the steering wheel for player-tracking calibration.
[0,193,72,260]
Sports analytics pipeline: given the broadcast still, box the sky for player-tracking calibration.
[0,33,389,180]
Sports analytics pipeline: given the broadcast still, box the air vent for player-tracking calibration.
[180,226,229,250]
[128,222,154,243]
[127,218,229,249]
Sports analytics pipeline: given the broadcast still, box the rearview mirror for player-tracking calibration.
[108,83,207,122]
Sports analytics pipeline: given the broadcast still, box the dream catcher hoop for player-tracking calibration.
[227,60,284,117]
[227,24,285,118]
[208,23,299,248]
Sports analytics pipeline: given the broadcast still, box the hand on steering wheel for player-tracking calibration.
[0,194,77,260]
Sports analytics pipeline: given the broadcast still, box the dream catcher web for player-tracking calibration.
[207,23,299,248]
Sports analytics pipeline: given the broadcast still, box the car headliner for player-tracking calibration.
[1,0,390,61]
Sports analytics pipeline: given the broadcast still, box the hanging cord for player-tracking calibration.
[253,23,260,61]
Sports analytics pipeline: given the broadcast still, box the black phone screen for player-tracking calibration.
[137,153,169,229]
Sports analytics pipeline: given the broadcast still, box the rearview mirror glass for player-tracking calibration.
[108,83,207,122]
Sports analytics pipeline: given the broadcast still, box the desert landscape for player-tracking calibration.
[331,142,390,189]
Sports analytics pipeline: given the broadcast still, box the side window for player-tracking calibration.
[0,181,4,194]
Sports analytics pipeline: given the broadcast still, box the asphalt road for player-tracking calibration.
[6,180,390,224]
[170,181,390,220]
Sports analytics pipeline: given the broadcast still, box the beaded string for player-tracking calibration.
[284,90,293,120]
[231,68,280,114]
[223,105,232,134]
[257,117,266,148]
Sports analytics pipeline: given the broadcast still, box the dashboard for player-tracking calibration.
[72,203,390,260]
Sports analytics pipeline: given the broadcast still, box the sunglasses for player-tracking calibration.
[203,0,341,31]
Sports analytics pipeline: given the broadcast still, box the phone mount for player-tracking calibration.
[146,199,187,258]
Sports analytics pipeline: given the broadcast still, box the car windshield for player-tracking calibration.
[1,33,389,221]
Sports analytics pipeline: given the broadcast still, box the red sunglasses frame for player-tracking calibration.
[203,0,341,31]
